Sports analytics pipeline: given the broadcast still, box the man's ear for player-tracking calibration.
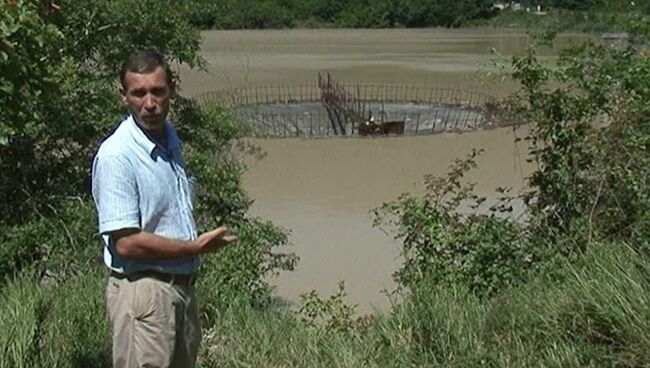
[118,86,128,104]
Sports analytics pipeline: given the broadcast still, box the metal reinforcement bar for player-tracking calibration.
[195,83,491,109]
[318,72,371,136]
[194,82,494,138]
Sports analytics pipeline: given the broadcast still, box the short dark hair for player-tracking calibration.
[120,51,173,90]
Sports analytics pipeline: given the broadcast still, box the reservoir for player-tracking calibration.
[180,28,582,312]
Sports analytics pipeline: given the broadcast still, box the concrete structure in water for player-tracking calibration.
[196,74,496,139]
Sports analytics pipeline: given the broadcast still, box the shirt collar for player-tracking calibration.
[126,115,180,155]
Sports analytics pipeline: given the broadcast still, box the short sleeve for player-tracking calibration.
[92,154,141,234]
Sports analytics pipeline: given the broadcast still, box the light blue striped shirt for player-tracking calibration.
[91,115,199,275]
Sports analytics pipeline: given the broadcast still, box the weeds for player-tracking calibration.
[298,281,358,335]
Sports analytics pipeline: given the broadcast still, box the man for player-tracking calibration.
[92,51,236,368]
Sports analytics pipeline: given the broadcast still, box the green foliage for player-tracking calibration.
[0,198,99,279]
[478,7,650,33]
[187,0,296,29]
[187,0,497,29]
[196,243,650,367]
[229,0,296,29]
[0,270,110,368]
[482,242,650,366]
[501,32,650,252]
[0,0,210,283]
[173,99,254,225]
[199,298,375,368]
[374,283,489,366]
[1,0,293,306]
[0,0,203,228]
[553,244,650,365]
[374,150,528,296]
[197,218,296,322]
[298,281,358,334]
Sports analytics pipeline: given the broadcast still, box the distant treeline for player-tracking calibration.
[477,1,650,32]
[187,0,650,30]
[523,0,650,12]
[186,0,496,29]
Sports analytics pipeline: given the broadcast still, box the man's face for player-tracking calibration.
[120,66,173,132]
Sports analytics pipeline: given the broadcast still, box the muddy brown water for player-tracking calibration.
[180,28,580,313]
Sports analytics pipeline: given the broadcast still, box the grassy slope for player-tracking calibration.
[201,242,650,367]
[4,241,647,367]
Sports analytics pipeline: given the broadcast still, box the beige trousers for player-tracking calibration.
[106,275,202,368]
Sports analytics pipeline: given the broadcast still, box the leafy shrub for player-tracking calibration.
[0,0,204,279]
[0,2,294,306]
[0,0,203,227]
[502,32,650,252]
[0,198,99,280]
[197,218,296,322]
[298,281,358,334]
[374,150,528,296]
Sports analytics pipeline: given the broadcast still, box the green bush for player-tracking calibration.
[503,32,650,252]
[376,22,650,299]
[0,198,99,279]
[0,0,203,227]
[298,281,358,334]
[0,0,203,278]
[374,150,528,297]
[0,1,293,303]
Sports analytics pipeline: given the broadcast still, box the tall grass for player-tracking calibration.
[0,273,45,368]
[198,299,375,368]
[2,243,648,367]
[0,270,110,368]
[197,242,650,367]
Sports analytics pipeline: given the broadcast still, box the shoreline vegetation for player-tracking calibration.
[474,8,647,33]
[2,1,650,367]
[186,0,649,33]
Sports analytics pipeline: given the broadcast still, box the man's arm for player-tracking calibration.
[111,226,237,260]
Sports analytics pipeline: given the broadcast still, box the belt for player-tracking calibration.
[110,270,197,287]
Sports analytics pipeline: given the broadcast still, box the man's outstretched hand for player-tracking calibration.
[194,226,238,254]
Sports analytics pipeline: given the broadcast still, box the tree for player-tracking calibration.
[0,1,294,300]
[0,0,202,225]
[551,0,605,11]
